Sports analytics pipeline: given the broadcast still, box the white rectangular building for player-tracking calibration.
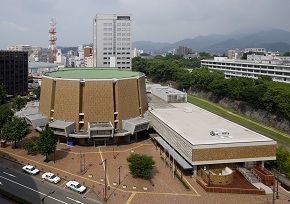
[93,14,132,70]
[201,57,290,83]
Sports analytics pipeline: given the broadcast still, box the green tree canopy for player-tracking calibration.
[34,86,41,99]
[0,105,14,129]
[0,85,7,104]
[0,116,29,148]
[22,139,37,155]
[127,154,155,178]
[275,145,290,176]
[37,124,57,161]
[11,96,27,112]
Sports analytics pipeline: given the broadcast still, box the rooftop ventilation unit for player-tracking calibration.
[210,129,231,138]
[184,107,192,113]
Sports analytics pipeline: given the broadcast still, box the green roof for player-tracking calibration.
[45,68,143,79]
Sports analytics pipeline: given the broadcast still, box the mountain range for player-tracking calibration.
[132,29,290,54]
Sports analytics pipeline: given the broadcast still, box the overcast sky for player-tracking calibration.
[0,0,290,49]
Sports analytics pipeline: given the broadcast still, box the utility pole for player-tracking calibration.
[100,159,107,202]
[118,165,122,185]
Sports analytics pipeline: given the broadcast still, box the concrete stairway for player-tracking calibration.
[237,167,273,194]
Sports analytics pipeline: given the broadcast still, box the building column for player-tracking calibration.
[261,161,265,167]
[193,165,197,177]
[113,137,118,144]
[134,133,138,141]
[125,135,130,143]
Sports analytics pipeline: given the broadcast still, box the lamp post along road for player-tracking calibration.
[100,159,107,202]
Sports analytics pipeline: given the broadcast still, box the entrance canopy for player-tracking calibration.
[151,134,192,170]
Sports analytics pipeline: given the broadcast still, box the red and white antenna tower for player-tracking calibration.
[47,18,57,55]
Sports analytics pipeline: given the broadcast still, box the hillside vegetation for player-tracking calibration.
[133,55,290,119]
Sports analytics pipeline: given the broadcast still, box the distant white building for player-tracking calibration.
[84,56,94,67]
[244,48,266,53]
[201,57,290,83]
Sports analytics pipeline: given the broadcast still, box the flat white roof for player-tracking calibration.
[49,120,75,128]
[151,102,274,146]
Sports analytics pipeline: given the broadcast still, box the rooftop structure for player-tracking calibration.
[45,68,142,79]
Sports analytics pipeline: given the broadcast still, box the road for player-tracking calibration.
[0,165,99,204]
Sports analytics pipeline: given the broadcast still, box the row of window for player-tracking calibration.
[103,52,131,55]
[103,62,131,65]
[102,43,131,47]
[104,33,130,36]
[103,47,131,51]
[213,67,290,76]
[103,57,130,60]
[207,64,290,72]
[104,27,130,32]
[203,62,290,71]
[103,23,130,26]
[103,38,131,41]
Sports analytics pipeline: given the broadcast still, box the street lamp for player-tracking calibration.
[118,165,122,185]
[99,159,107,202]
[41,190,55,204]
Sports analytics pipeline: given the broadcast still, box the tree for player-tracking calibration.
[0,116,29,148]
[37,124,57,162]
[0,105,14,129]
[0,85,6,104]
[283,51,290,56]
[34,86,41,99]
[22,139,38,155]
[11,95,27,112]
[275,145,290,175]
[127,154,155,178]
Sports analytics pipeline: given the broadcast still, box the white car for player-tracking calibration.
[22,165,39,175]
[66,181,86,193]
[42,172,61,184]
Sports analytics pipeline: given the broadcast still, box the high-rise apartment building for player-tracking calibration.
[177,46,192,55]
[0,51,28,96]
[93,14,132,70]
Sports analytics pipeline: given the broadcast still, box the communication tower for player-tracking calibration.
[47,18,57,55]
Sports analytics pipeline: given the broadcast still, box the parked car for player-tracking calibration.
[42,172,61,184]
[22,165,39,175]
[66,181,86,193]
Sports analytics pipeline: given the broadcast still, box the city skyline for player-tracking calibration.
[0,0,290,49]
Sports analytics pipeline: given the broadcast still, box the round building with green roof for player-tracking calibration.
[39,68,149,145]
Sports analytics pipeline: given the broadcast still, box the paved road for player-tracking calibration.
[0,165,99,204]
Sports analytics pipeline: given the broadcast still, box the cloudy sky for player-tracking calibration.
[0,0,289,49]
